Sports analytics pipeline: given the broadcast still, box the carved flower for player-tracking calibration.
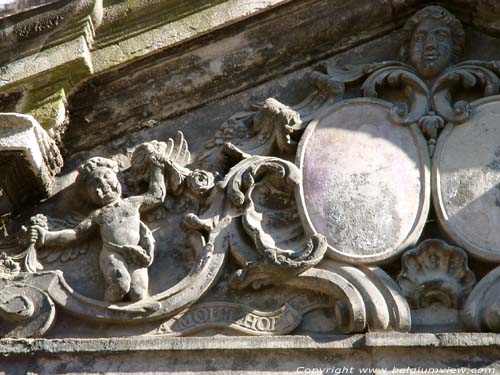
[0,252,20,276]
[187,169,215,196]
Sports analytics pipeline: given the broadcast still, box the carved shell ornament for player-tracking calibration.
[397,239,476,309]
[3,4,500,338]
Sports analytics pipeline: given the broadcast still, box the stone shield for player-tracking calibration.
[296,98,430,264]
[433,95,500,262]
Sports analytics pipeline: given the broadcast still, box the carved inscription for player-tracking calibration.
[154,303,303,336]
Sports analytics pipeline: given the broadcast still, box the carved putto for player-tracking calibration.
[3,5,500,339]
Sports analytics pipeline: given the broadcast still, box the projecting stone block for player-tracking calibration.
[0,113,62,214]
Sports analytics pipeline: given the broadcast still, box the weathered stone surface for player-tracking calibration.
[0,113,62,214]
[3,0,500,372]
[434,96,500,262]
[397,239,476,309]
[1,334,499,374]
[297,99,430,264]
[63,0,403,153]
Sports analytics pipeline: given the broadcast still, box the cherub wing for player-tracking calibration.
[37,214,98,264]
[165,131,191,167]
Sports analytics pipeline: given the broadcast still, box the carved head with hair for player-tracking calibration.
[400,6,465,79]
[76,157,122,206]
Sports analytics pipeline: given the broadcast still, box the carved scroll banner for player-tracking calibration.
[154,302,303,336]
[433,96,500,262]
[296,98,430,264]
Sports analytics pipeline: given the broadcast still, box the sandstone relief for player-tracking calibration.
[2,5,500,339]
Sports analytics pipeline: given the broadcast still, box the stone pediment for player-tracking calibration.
[2,1,500,373]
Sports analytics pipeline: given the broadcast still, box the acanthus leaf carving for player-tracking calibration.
[201,68,348,169]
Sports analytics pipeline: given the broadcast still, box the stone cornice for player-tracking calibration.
[1,333,499,356]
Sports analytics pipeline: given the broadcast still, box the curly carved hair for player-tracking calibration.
[400,6,465,64]
[76,157,119,187]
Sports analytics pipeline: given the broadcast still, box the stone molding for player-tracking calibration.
[1,333,499,355]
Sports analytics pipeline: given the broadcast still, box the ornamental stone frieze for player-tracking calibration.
[1,1,500,374]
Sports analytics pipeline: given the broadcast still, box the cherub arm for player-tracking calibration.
[32,213,98,248]
[130,135,191,212]
[137,163,167,213]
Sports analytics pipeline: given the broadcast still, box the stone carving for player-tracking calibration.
[30,151,165,303]
[433,96,500,262]
[201,74,344,170]
[296,98,430,263]
[283,260,411,333]
[464,265,500,332]
[401,6,465,80]
[397,239,476,309]
[0,0,103,64]
[0,113,62,215]
[152,293,330,336]
[153,302,303,336]
[0,132,232,328]
[0,280,55,338]
[184,151,329,291]
[0,252,20,276]
[4,4,500,339]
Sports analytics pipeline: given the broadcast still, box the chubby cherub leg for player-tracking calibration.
[100,247,131,302]
[128,267,149,302]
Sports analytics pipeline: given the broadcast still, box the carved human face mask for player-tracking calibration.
[410,18,453,79]
[87,168,121,206]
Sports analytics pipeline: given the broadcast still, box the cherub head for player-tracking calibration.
[76,157,121,206]
[400,6,465,79]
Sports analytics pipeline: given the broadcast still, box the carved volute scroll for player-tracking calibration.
[5,3,500,340]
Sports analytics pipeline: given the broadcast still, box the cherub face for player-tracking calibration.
[410,19,453,79]
[86,168,121,206]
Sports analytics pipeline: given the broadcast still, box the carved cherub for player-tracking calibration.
[30,145,168,303]
[401,5,465,80]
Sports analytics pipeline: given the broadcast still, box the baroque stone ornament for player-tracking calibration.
[0,132,229,331]
[464,265,500,332]
[433,96,500,262]
[152,302,304,336]
[296,98,430,264]
[0,275,55,338]
[397,239,476,309]
[6,4,500,339]
[284,260,411,333]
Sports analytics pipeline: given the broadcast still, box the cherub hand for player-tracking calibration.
[29,225,47,247]
[120,245,151,267]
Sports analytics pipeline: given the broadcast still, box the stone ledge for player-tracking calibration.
[1,333,499,356]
